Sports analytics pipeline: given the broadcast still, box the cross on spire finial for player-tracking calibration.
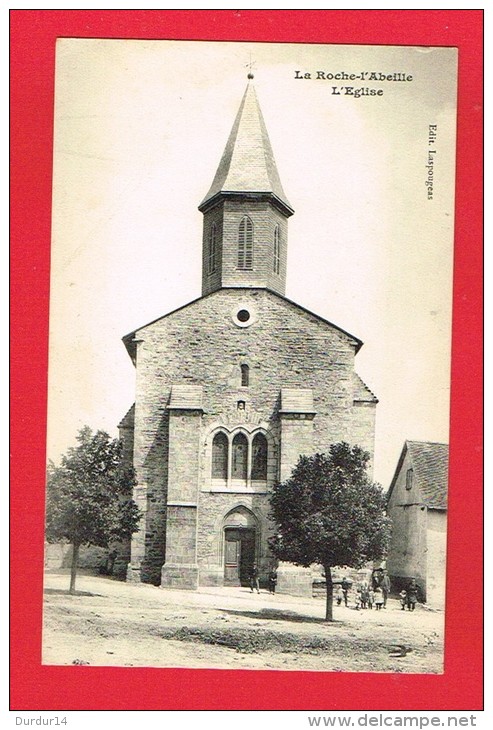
[246,54,256,80]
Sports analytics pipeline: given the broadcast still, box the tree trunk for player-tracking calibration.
[324,565,334,621]
[69,543,80,594]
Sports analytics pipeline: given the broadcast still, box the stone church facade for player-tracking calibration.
[120,79,377,593]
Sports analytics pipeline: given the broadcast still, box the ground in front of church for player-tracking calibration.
[42,571,444,673]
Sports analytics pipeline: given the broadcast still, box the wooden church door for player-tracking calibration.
[224,528,256,586]
[224,529,241,585]
[238,529,255,586]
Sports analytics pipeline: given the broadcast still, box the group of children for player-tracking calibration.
[335,582,385,610]
[252,566,420,609]
[335,575,420,612]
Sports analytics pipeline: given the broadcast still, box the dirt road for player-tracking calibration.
[43,571,444,673]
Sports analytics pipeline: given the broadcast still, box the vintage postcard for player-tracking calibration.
[10,8,484,714]
[42,39,458,676]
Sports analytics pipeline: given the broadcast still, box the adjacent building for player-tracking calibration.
[386,440,449,606]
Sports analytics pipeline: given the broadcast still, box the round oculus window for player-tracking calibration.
[232,305,257,328]
[237,309,250,323]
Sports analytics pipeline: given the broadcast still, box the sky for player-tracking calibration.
[47,39,458,488]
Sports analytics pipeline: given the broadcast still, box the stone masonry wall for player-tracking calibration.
[387,452,428,591]
[425,509,447,606]
[129,353,169,584]
[168,410,202,504]
[351,402,377,477]
[279,418,314,483]
[116,417,135,577]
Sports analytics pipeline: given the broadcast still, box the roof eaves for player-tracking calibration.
[198,190,294,217]
[386,442,409,502]
[270,290,363,352]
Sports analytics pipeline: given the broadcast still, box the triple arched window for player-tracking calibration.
[211,430,268,484]
[238,216,253,270]
[208,223,217,275]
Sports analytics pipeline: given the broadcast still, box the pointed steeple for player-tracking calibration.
[199,81,293,217]
[199,78,293,297]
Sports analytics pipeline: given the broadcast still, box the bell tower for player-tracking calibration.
[199,77,294,297]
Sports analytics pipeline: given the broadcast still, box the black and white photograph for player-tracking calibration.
[43,39,457,674]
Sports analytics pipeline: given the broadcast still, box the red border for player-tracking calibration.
[10,10,483,711]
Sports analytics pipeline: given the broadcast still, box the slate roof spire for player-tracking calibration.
[199,77,294,216]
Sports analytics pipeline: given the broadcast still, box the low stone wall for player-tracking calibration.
[276,563,313,597]
[44,543,128,579]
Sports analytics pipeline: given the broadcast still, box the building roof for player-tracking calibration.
[352,372,379,404]
[388,440,449,509]
[199,81,293,216]
[168,385,203,411]
[407,441,449,509]
[280,388,316,414]
[118,403,135,429]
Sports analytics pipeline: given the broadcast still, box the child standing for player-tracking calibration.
[374,586,384,610]
[399,589,408,610]
[407,579,419,611]
[335,586,344,606]
[368,587,374,609]
[354,589,362,610]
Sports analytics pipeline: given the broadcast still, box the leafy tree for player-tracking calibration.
[269,443,391,621]
[46,426,141,594]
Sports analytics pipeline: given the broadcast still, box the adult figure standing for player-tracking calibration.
[381,569,391,608]
[341,577,350,606]
[250,563,260,594]
[372,568,383,590]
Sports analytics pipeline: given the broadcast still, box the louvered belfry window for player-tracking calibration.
[238,216,253,270]
[208,222,217,274]
[273,225,280,274]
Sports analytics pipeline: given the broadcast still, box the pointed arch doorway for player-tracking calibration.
[223,507,258,586]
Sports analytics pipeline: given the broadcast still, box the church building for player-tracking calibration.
[119,77,378,594]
